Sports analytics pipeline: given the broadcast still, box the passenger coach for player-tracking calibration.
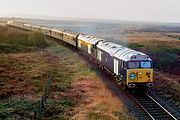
[63,31,79,46]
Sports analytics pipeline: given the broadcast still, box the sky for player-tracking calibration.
[0,0,180,23]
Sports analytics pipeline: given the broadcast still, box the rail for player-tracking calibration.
[130,92,177,120]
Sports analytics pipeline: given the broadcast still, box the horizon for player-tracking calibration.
[1,13,180,25]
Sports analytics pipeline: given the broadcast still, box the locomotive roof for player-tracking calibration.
[78,34,105,45]
[97,41,151,61]
[97,41,123,54]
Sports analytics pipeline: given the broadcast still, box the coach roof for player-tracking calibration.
[78,34,104,45]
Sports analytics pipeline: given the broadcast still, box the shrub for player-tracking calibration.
[0,44,27,53]
[147,45,179,70]
[0,26,47,53]
[128,43,145,50]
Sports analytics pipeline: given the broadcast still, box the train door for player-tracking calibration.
[114,59,118,75]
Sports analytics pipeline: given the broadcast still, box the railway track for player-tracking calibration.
[79,48,178,120]
[130,92,177,120]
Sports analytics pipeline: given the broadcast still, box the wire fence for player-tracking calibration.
[34,70,54,118]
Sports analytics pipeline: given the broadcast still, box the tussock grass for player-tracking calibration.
[0,99,37,119]
[128,43,144,49]
[47,41,98,92]
[147,45,180,70]
[0,98,75,119]
[0,27,130,119]
[0,26,47,53]
[129,43,180,71]
[129,41,180,109]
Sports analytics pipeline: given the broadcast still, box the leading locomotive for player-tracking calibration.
[7,21,154,90]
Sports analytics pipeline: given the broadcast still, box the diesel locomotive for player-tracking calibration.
[7,21,154,90]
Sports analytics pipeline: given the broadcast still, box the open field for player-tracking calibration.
[1,18,179,118]
[127,32,180,48]
[0,26,133,119]
[0,21,6,26]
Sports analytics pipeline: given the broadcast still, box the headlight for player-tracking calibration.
[129,73,136,80]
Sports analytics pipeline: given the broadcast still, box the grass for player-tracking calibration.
[46,41,99,94]
[0,99,37,119]
[147,45,179,70]
[0,25,134,119]
[87,111,131,120]
[0,42,76,119]
[0,26,47,53]
[0,28,101,119]
[128,43,145,49]
[129,43,180,71]
[162,33,180,40]
[0,98,75,119]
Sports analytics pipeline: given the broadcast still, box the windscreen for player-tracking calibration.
[128,61,152,69]
[128,62,140,69]
[141,61,151,68]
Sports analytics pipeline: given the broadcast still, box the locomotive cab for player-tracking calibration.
[126,60,154,89]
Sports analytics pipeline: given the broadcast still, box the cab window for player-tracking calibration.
[141,61,151,68]
[128,62,140,69]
